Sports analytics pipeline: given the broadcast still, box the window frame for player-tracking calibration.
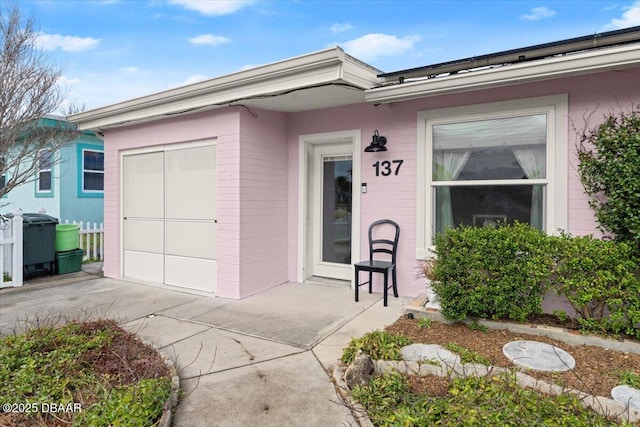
[35,149,53,197]
[77,143,104,198]
[416,95,568,259]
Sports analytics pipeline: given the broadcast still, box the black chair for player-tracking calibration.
[354,219,400,306]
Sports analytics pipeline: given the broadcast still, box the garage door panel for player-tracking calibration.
[123,143,217,293]
[165,221,216,259]
[166,146,216,220]
[123,251,164,283]
[123,219,164,254]
[123,152,164,218]
[165,256,216,292]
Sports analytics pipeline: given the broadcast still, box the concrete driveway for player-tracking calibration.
[0,268,408,426]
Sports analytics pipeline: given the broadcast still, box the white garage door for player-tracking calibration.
[122,143,217,292]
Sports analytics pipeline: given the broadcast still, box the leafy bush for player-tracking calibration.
[352,372,622,426]
[74,378,171,427]
[577,108,640,245]
[429,223,640,338]
[445,342,491,366]
[552,233,640,338]
[431,222,553,322]
[0,320,171,426]
[342,330,412,364]
[614,370,640,389]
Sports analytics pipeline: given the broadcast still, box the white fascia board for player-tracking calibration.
[365,43,640,104]
[71,47,381,131]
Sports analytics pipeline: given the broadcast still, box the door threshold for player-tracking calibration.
[306,276,351,288]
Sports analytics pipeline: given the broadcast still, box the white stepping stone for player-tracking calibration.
[612,385,640,409]
[503,340,575,372]
[401,343,461,365]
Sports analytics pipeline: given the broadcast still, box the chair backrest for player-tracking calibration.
[368,219,400,263]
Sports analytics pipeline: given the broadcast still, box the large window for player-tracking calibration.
[416,96,568,257]
[433,114,546,235]
[82,149,104,192]
[37,149,53,194]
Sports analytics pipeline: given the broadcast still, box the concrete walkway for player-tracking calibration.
[0,267,408,426]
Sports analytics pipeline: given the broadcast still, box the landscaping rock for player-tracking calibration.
[401,343,461,365]
[344,350,374,389]
[503,340,575,372]
[611,385,640,409]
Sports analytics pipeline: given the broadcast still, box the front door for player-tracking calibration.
[310,143,353,281]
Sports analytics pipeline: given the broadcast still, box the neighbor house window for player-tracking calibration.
[37,149,53,193]
[416,95,568,258]
[82,149,104,192]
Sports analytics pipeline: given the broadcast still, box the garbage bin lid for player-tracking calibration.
[3,213,59,225]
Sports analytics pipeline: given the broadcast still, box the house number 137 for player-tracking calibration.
[373,160,403,176]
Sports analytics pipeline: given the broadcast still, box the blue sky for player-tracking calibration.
[16,0,640,110]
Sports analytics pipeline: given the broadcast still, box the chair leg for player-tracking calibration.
[383,270,388,307]
[368,272,373,293]
[392,267,398,297]
[354,268,359,302]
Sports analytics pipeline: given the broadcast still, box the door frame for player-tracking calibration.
[119,139,217,283]
[297,130,361,287]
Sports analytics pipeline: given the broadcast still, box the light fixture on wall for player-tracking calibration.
[364,130,387,152]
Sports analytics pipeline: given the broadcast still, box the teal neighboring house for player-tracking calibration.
[3,117,104,225]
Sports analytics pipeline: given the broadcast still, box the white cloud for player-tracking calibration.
[168,0,254,16]
[520,6,556,21]
[332,33,421,61]
[330,22,353,33]
[187,34,232,46]
[58,75,81,86]
[604,1,640,29]
[36,32,101,52]
[120,66,140,73]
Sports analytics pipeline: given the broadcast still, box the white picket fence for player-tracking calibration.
[62,220,104,262]
[0,213,104,288]
[0,211,23,288]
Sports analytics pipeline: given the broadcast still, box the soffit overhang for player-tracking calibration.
[70,47,382,131]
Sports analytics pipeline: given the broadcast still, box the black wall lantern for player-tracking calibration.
[364,130,387,152]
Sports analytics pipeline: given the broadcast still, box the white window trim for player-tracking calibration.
[297,129,361,286]
[82,148,105,193]
[37,149,53,193]
[416,94,568,259]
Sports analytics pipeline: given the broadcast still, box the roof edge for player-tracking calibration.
[379,25,640,80]
[71,47,381,130]
[366,42,640,104]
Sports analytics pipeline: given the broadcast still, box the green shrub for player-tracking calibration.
[0,320,170,426]
[613,369,640,389]
[342,330,412,364]
[577,108,640,246]
[352,372,622,426]
[73,377,171,427]
[445,342,491,366]
[432,222,553,322]
[552,233,640,339]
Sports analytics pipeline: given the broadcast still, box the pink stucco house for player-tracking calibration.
[70,26,640,300]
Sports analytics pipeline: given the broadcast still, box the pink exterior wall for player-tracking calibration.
[102,109,241,297]
[102,65,640,301]
[236,108,289,298]
[287,67,640,298]
[102,106,289,299]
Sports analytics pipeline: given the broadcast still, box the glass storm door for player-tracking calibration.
[311,143,353,280]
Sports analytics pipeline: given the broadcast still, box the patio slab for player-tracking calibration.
[173,351,354,427]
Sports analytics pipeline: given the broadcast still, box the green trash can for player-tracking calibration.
[5,213,59,279]
[55,224,80,252]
